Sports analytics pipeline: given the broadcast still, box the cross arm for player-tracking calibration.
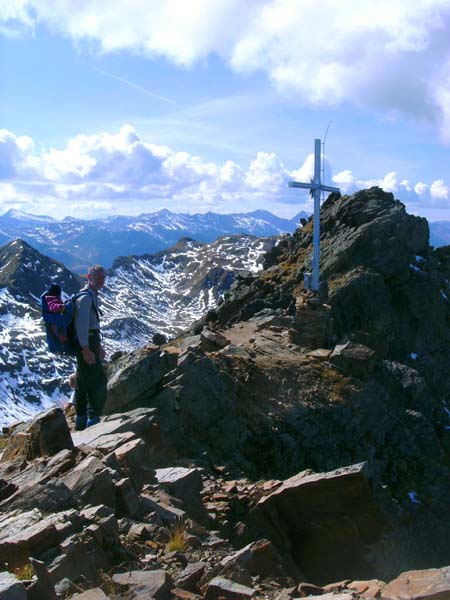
[288,181,313,190]
[320,184,340,193]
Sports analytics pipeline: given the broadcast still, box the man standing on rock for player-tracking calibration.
[74,265,107,431]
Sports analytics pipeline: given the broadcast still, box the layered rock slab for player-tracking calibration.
[258,462,384,584]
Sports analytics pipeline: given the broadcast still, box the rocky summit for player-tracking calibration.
[1,187,450,599]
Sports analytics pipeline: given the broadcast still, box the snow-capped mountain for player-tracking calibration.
[102,235,275,351]
[0,208,306,272]
[0,234,277,426]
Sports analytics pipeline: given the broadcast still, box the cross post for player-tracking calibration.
[288,138,340,292]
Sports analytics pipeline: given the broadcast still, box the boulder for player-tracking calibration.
[1,408,73,462]
[329,342,377,380]
[60,456,116,509]
[115,477,140,517]
[0,508,69,570]
[106,349,178,413]
[155,467,203,502]
[257,462,384,583]
[220,538,287,578]
[112,569,173,599]
[175,562,206,591]
[72,408,159,449]
[200,329,230,350]
[114,438,155,491]
[141,494,186,526]
[205,577,254,600]
[382,567,450,600]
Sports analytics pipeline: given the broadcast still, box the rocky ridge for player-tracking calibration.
[1,187,450,598]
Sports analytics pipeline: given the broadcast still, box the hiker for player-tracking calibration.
[73,265,107,431]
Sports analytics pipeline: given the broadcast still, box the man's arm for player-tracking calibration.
[74,294,95,364]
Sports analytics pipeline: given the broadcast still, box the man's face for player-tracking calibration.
[89,269,106,290]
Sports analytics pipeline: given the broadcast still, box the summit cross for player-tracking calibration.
[288,138,340,292]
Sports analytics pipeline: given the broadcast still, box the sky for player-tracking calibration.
[1,1,450,221]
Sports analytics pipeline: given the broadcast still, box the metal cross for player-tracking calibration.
[289,138,340,292]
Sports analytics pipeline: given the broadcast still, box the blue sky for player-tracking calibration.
[1,1,450,221]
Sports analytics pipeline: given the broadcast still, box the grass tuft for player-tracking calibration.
[166,519,188,552]
[12,564,34,581]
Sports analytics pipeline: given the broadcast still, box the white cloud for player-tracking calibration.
[332,169,450,212]
[1,125,449,218]
[430,179,449,200]
[3,1,450,139]
[415,182,428,196]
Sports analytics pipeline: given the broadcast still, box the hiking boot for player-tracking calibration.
[87,416,100,427]
[75,415,87,431]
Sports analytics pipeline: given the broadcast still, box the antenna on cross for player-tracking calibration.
[288,138,340,292]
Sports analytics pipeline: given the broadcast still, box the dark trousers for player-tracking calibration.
[75,330,107,418]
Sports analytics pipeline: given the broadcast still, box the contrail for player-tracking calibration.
[94,67,176,106]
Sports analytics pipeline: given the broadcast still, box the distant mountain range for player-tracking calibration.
[0,208,307,273]
[1,208,449,274]
[0,234,276,425]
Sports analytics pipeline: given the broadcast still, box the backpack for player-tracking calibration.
[40,288,98,356]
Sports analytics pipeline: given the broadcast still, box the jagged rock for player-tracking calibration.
[329,342,378,379]
[306,349,332,360]
[140,494,186,525]
[27,558,58,600]
[115,477,140,517]
[258,462,384,583]
[175,562,206,591]
[0,508,82,570]
[106,349,178,413]
[153,333,168,346]
[72,408,159,449]
[381,567,450,600]
[46,525,114,586]
[205,576,254,600]
[112,569,173,598]
[0,571,26,599]
[220,539,287,579]
[0,477,73,514]
[114,438,155,491]
[156,467,203,501]
[60,455,116,509]
[1,408,74,462]
[127,522,155,539]
[200,329,230,350]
